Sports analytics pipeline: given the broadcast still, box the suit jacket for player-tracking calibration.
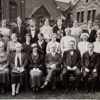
[45,53,62,69]
[82,29,96,43]
[9,52,28,70]
[81,52,100,70]
[36,40,47,55]
[27,26,39,43]
[63,50,81,68]
[13,24,27,43]
[28,52,44,71]
[53,25,65,42]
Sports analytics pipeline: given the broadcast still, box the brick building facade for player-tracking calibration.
[71,0,100,23]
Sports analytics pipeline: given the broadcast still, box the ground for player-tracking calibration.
[0,83,100,99]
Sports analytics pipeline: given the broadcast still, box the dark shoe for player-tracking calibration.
[1,87,4,94]
[36,87,39,92]
[65,88,69,94]
[32,87,36,92]
[91,90,95,93]
[50,89,56,95]
[75,87,78,93]
[84,89,88,93]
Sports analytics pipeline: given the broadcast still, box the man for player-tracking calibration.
[13,17,27,43]
[27,19,39,43]
[41,43,62,94]
[61,40,81,93]
[81,43,99,93]
[46,33,60,54]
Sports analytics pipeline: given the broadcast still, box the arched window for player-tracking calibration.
[9,2,17,22]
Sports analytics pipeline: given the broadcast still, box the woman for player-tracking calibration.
[0,41,9,94]
[60,28,76,55]
[9,43,28,96]
[93,30,100,53]
[0,19,11,45]
[70,20,82,48]
[46,33,60,54]
[40,17,53,42]
[28,43,44,92]
[22,33,32,54]
[36,33,47,55]
[78,33,89,57]
[7,33,19,54]
[53,17,65,42]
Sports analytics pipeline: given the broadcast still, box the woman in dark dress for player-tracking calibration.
[36,33,47,55]
[0,41,9,94]
[53,17,65,42]
[22,33,32,54]
[28,43,44,92]
[9,43,28,96]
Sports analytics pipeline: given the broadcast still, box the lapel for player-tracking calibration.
[53,53,58,61]
[91,52,95,61]
[67,51,71,61]
[21,52,25,65]
[49,53,54,61]
[17,26,19,34]
[86,52,90,61]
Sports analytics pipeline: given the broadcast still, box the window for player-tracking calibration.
[77,12,80,22]
[9,2,17,22]
[87,10,91,21]
[92,10,96,22]
[81,11,84,23]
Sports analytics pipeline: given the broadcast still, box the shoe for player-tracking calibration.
[91,90,95,93]
[36,87,39,92]
[65,88,69,94]
[50,89,56,95]
[32,87,36,92]
[1,87,4,94]
[75,87,78,93]
[84,89,88,93]
[12,92,15,96]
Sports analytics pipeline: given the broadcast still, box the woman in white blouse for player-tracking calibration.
[40,17,53,42]
[93,30,100,53]
[78,33,89,57]
[60,28,76,55]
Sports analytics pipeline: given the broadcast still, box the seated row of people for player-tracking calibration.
[0,39,99,96]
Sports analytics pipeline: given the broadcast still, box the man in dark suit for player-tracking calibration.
[81,43,99,93]
[13,17,27,43]
[41,43,62,94]
[61,40,81,93]
[27,19,39,43]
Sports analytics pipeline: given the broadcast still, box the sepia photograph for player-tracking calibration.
[0,0,100,99]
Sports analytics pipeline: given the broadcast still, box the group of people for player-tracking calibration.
[0,16,100,97]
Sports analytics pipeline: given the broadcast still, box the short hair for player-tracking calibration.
[16,16,22,21]
[73,20,78,23]
[50,42,56,48]
[11,33,17,39]
[31,43,38,49]
[68,40,75,45]
[42,17,50,25]
[15,43,22,48]
[65,28,71,33]
[1,19,6,24]
[51,33,57,38]
[88,43,94,47]
[29,18,35,23]
[56,17,62,23]
[88,20,92,24]
[38,33,44,37]
[24,33,32,39]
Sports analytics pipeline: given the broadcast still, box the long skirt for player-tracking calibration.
[0,68,9,87]
[30,70,43,88]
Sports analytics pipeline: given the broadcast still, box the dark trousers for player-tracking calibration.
[46,68,61,89]
[83,70,98,90]
[62,68,81,88]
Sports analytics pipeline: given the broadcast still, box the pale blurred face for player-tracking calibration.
[50,45,56,52]
[38,35,43,41]
[32,46,37,52]
[44,19,49,26]
[57,19,62,26]
[73,21,78,27]
[69,41,75,50]
[97,33,100,40]
[29,20,35,27]
[0,45,4,52]
[11,35,17,42]
[17,18,22,25]
[82,35,88,41]
[88,44,94,52]
[88,22,92,28]
[26,36,31,42]
[65,29,71,35]
[1,22,6,27]
[16,46,22,53]
[52,35,56,42]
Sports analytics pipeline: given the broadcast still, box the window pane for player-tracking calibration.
[77,12,80,22]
